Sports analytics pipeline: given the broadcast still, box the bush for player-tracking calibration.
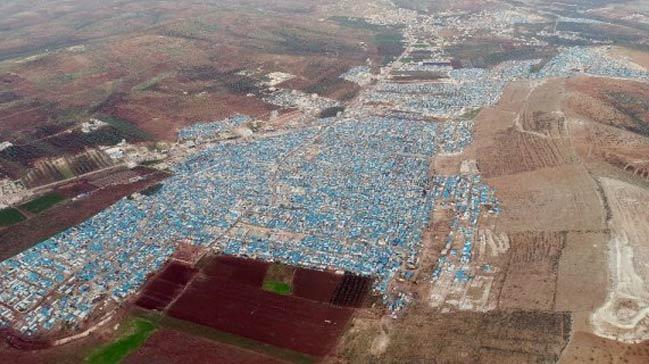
[319,106,345,118]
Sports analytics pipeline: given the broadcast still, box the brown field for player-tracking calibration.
[334,305,571,364]
[565,77,649,138]
[564,77,649,185]
[474,79,578,179]
[611,47,649,69]
[497,232,566,311]
[487,165,606,233]
[560,332,649,364]
[554,232,609,314]
[568,119,649,184]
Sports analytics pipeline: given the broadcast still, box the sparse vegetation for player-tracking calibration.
[263,263,295,296]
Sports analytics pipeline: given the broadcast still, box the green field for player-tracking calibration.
[263,280,293,295]
[0,208,25,227]
[86,319,156,364]
[97,114,153,141]
[263,264,295,295]
[374,31,405,64]
[20,192,66,214]
[461,108,482,120]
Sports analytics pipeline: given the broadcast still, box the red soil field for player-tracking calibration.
[105,92,277,141]
[167,272,354,356]
[135,262,196,311]
[292,268,343,303]
[55,180,98,199]
[123,329,286,364]
[133,256,370,356]
[200,255,269,287]
[158,262,197,284]
[293,269,372,308]
[0,328,51,351]
[135,292,171,312]
[0,100,58,140]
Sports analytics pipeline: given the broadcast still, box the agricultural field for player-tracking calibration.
[134,261,197,311]
[0,208,25,227]
[85,319,156,364]
[130,256,373,360]
[168,257,360,356]
[19,192,66,214]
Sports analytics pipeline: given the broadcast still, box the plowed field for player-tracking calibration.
[123,329,287,364]
[167,274,353,357]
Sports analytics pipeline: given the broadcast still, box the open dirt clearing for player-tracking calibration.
[487,165,606,233]
[591,177,649,343]
[610,47,649,70]
[560,332,649,364]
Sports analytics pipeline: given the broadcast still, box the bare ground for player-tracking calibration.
[333,76,649,363]
[591,178,649,343]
